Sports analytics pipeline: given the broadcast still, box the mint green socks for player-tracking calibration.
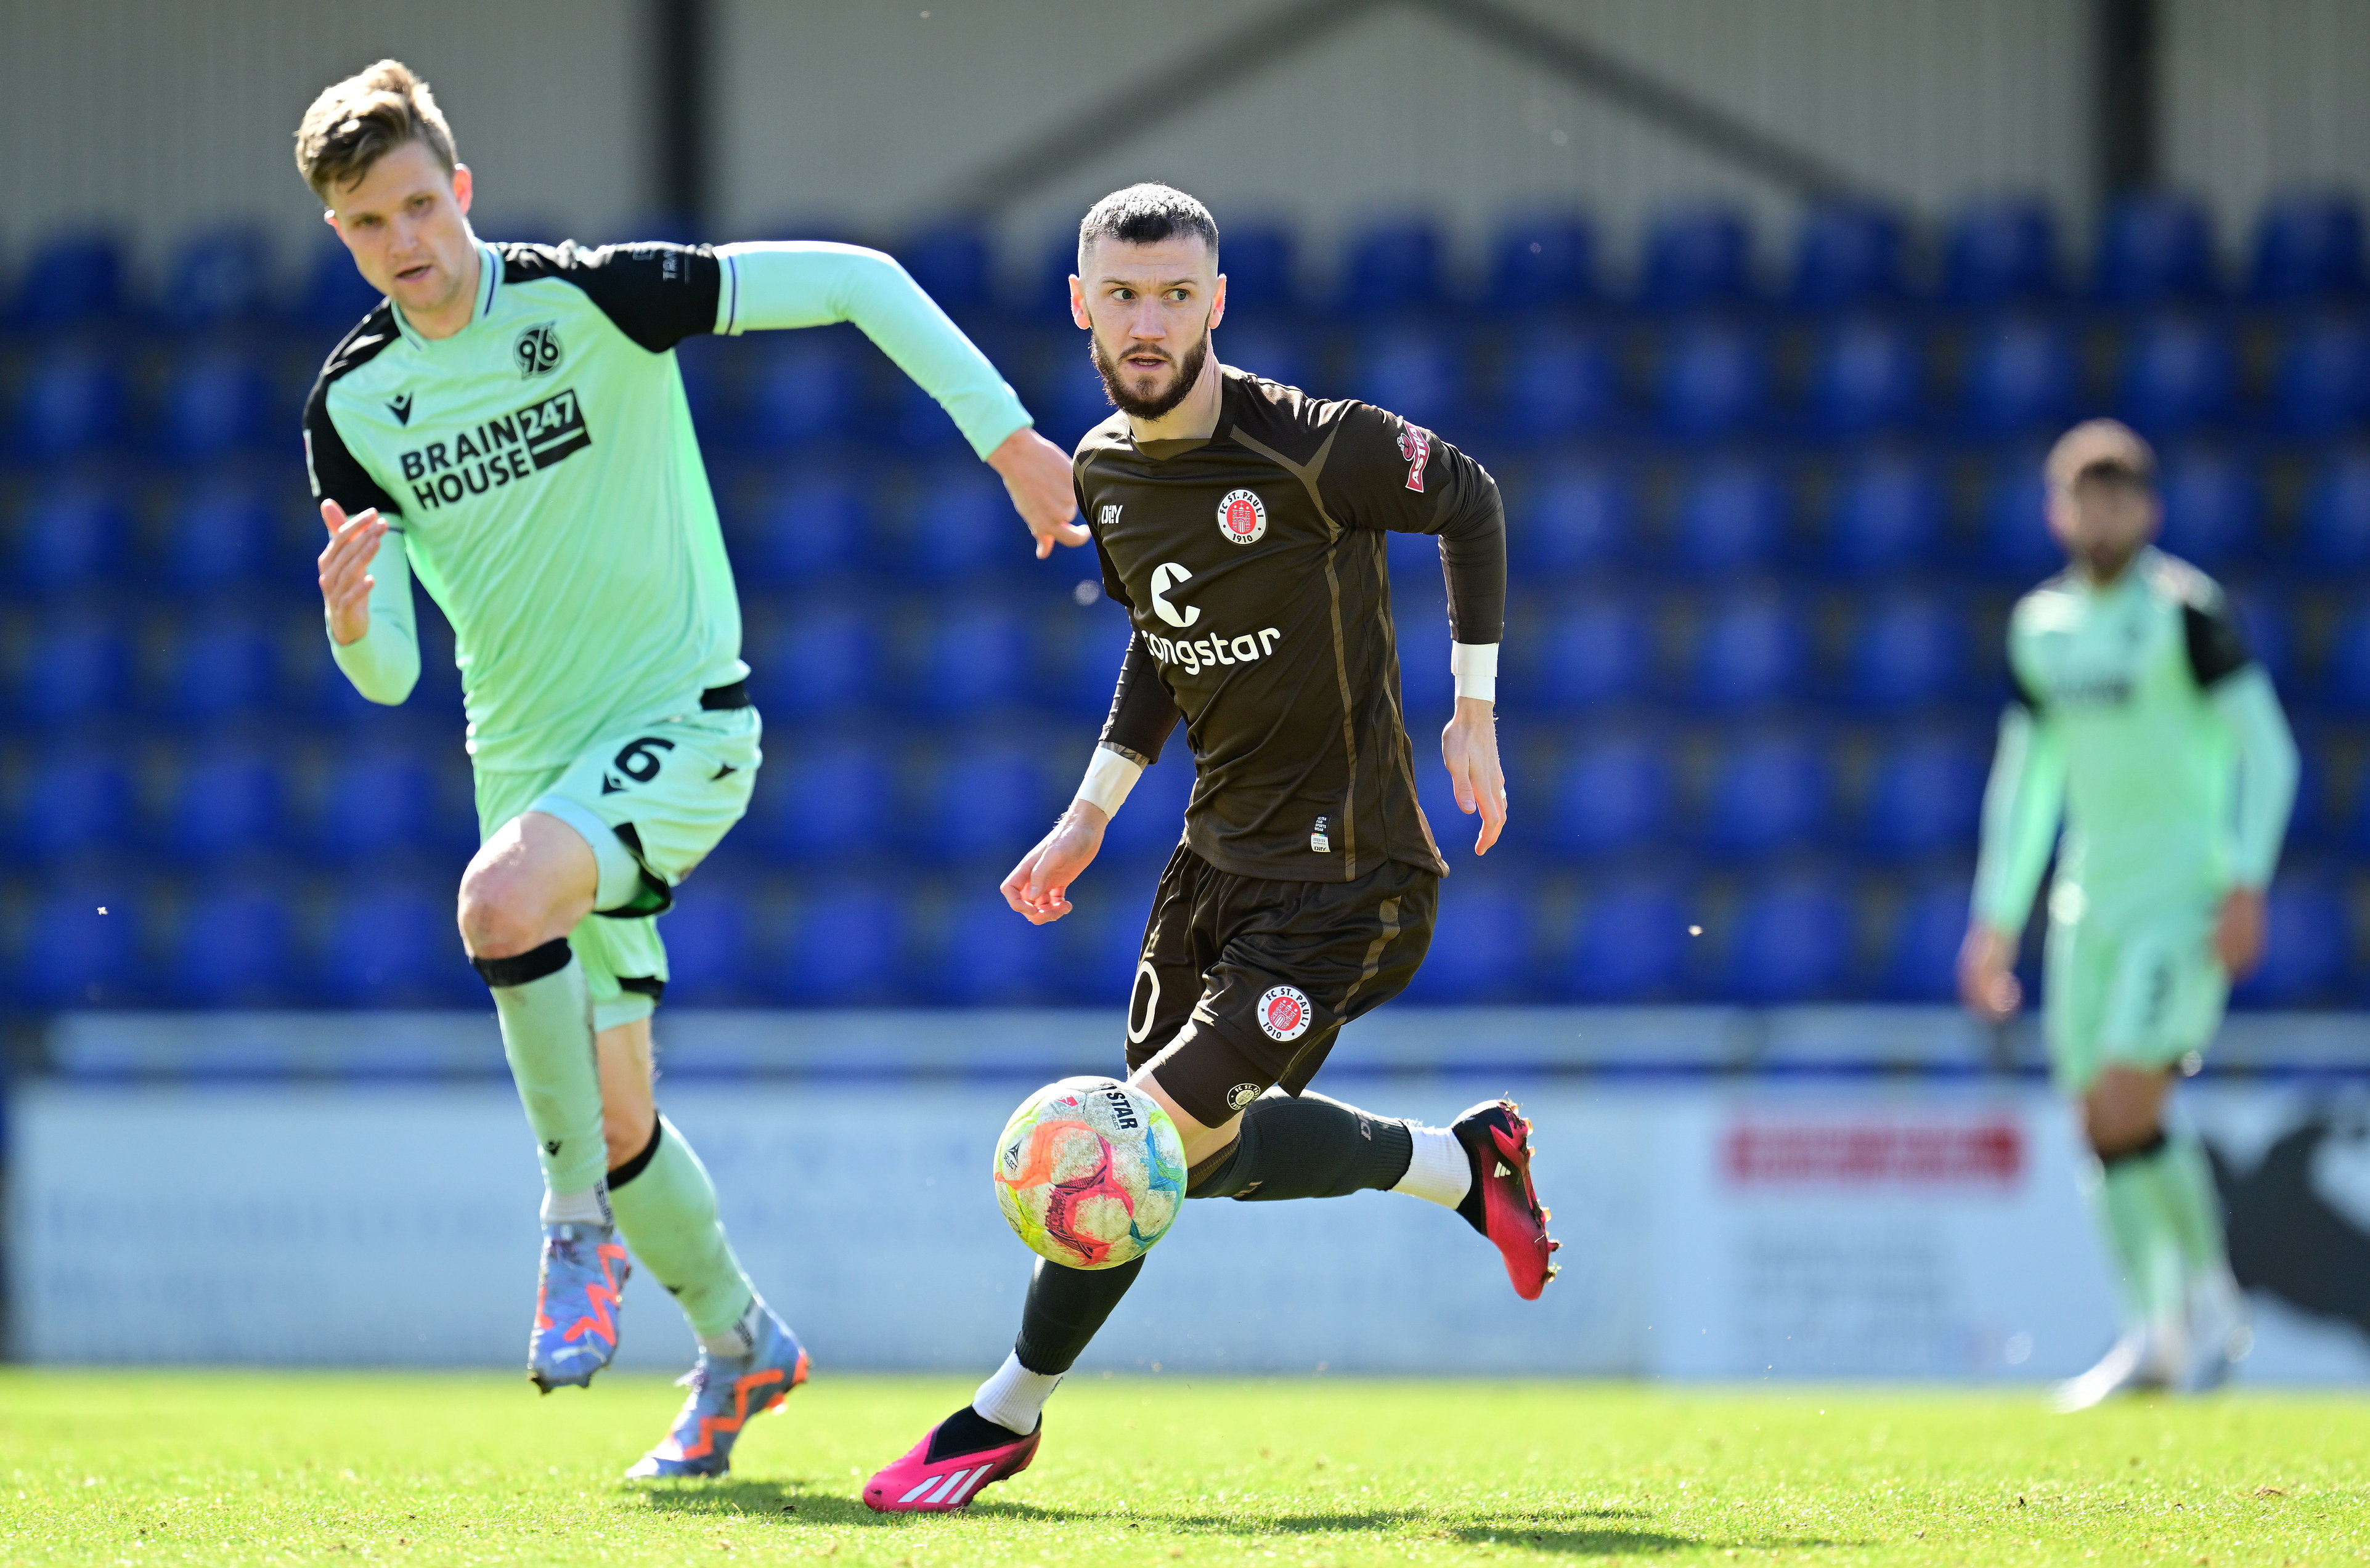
[608,1115,760,1353]
[2089,1127,2229,1328]
[473,939,609,1220]
[2152,1128,2232,1281]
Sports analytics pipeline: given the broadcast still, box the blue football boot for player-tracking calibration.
[625,1305,810,1479]
[527,1222,631,1392]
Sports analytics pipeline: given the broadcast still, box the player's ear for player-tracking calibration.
[1210,272,1227,331]
[450,163,474,216]
[2043,488,2077,545]
[1069,273,1091,331]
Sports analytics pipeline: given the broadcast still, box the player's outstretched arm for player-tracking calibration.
[1002,798,1109,926]
[1961,701,2066,1020]
[317,498,420,704]
[2209,666,2299,978]
[1441,691,1507,855]
[714,242,1085,556]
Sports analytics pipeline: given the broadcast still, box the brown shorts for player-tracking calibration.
[1121,844,1439,1127]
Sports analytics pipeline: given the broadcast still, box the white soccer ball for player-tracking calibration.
[992,1076,1187,1270]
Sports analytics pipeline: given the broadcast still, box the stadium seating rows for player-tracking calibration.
[2,189,2366,1008]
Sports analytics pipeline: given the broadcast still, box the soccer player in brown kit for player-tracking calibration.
[864,184,1558,1513]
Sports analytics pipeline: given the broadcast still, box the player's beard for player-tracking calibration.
[1091,325,1210,421]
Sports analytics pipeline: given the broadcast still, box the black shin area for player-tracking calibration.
[1012,1254,1146,1377]
[933,1405,1033,1455]
[606,1115,664,1188]
[1189,1091,1414,1203]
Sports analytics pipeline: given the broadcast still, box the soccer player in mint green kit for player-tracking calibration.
[1960,420,2297,1412]
[293,60,1085,1476]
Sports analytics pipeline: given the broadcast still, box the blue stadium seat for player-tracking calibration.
[157,347,274,459]
[2115,315,2237,434]
[319,747,450,864]
[12,232,126,328]
[1486,211,1598,311]
[1806,317,1924,436]
[18,888,141,1007]
[1491,327,1618,441]
[1395,612,1455,725]
[2094,193,2219,304]
[15,747,134,864]
[1215,322,1313,394]
[2249,192,2364,303]
[166,745,288,863]
[1941,197,2061,305]
[160,616,281,724]
[1037,608,1134,720]
[1640,203,1754,308]
[1958,317,2078,436]
[1214,222,1297,314]
[166,475,282,591]
[1879,876,1971,1001]
[742,738,896,865]
[1543,733,1672,856]
[14,343,127,458]
[656,883,759,1005]
[1520,597,1653,713]
[1690,591,1807,710]
[2269,317,2370,437]
[1548,877,1692,1001]
[1976,457,2061,580]
[20,618,132,725]
[317,885,479,1007]
[1722,876,1856,1001]
[728,467,870,585]
[1097,754,1193,866]
[2231,877,2352,1006]
[1790,202,1907,308]
[917,739,1057,861]
[1032,356,1117,449]
[299,234,384,332]
[17,479,131,592]
[1398,880,1531,1003]
[1061,890,1151,1005]
[902,604,1033,718]
[746,333,863,447]
[2320,607,2370,712]
[1858,736,1985,858]
[1510,459,1634,573]
[2156,449,2262,568]
[775,882,904,1004]
[1655,320,1769,439]
[1672,456,1789,573]
[1704,733,1832,858]
[1847,592,1967,710]
[1826,452,1944,575]
[1351,324,1463,428]
[2222,587,2294,689]
[1340,216,1444,314]
[161,225,274,328]
[169,888,294,1007]
[928,896,1062,1005]
[896,224,995,316]
[890,468,1020,582]
[2297,450,2370,571]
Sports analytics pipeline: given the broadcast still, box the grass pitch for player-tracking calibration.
[0,1371,2362,1566]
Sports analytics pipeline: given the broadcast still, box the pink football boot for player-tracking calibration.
[1452,1099,1560,1300]
[863,1408,1041,1513]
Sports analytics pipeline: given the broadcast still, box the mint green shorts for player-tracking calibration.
[2042,893,2227,1095]
[473,705,761,1031]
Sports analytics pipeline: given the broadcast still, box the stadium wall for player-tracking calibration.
[12,1007,2370,1383]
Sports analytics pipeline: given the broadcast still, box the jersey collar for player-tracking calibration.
[1128,368,1239,462]
[389,238,503,349]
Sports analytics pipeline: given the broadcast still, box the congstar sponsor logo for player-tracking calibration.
[396,387,592,510]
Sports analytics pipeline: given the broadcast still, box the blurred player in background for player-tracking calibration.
[1960,420,2298,1410]
[294,60,1082,1476]
[865,184,1556,1514]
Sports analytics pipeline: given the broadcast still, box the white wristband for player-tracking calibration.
[1451,642,1499,704]
[1075,745,1144,818]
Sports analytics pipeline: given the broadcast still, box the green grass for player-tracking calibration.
[0,1372,2363,1566]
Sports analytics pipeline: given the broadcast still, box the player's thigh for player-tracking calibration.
[530,707,764,917]
[1122,846,1224,1076]
[2100,911,2226,1076]
[2042,916,2110,1095]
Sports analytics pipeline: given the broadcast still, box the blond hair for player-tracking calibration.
[295,59,457,203]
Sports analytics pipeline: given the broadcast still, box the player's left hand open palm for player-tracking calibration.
[988,427,1089,559]
[1440,697,1507,855]
[1001,802,1109,924]
[2212,886,2268,979]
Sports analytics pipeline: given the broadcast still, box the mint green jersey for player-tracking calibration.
[1972,547,2298,935]
[306,238,1032,773]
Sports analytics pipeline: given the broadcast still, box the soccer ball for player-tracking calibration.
[992,1076,1186,1270]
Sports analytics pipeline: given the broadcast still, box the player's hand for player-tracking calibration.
[1000,800,1108,924]
[1956,922,2023,1022]
[1440,697,1507,855]
[987,426,1088,559]
[2212,886,2268,980]
[317,499,387,646]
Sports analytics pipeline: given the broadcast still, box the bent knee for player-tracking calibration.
[457,861,553,959]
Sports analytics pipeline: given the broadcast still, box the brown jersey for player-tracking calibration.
[1080,365,1505,883]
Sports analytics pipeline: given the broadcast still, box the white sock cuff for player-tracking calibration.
[972,1350,1062,1434]
[541,1184,613,1227]
[1393,1123,1472,1209]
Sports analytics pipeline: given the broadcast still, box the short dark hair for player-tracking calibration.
[2045,418,2155,495]
[295,59,458,203]
[1077,183,1218,274]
